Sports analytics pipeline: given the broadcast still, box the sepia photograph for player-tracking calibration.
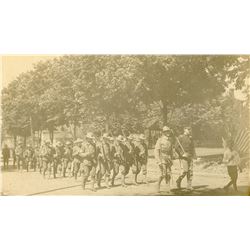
[1,55,249,196]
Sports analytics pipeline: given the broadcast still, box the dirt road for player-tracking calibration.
[1,157,249,196]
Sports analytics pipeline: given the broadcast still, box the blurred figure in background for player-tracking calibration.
[2,144,10,169]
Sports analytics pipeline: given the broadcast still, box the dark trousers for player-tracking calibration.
[225,165,238,191]
[3,157,9,169]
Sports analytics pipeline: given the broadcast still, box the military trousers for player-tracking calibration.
[177,159,193,184]
[73,159,81,179]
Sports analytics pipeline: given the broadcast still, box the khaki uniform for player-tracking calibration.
[41,145,54,178]
[134,141,148,177]
[62,146,73,177]
[80,141,97,190]
[53,146,64,177]
[72,145,82,180]
[15,145,24,171]
[111,140,128,186]
[175,134,196,189]
[23,147,34,171]
[154,135,173,182]
[96,140,112,188]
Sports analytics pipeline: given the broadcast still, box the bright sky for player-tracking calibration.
[1,55,58,87]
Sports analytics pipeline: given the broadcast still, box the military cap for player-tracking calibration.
[74,138,83,144]
[66,141,71,145]
[56,141,63,147]
[108,136,114,141]
[162,126,171,132]
[117,135,125,142]
[102,133,109,139]
[127,134,134,140]
[86,132,95,139]
[184,126,192,130]
[45,140,51,145]
[139,134,146,140]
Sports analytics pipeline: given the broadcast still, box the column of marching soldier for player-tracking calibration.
[13,126,196,193]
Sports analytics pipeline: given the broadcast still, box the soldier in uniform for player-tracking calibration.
[72,138,83,180]
[134,134,148,184]
[109,136,118,187]
[175,126,196,190]
[41,141,54,178]
[124,134,137,184]
[38,144,44,174]
[96,133,112,189]
[33,145,40,172]
[23,144,34,172]
[51,142,64,178]
[111,135,129,187]
[62,141,73,177]
[81,132,97,191]
[15,142,24,172]
[154,126,174,193]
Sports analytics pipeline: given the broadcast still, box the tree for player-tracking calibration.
[135,55,248,124]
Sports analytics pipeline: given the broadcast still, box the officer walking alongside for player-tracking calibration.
[154,126,174,193]
[175,126,196,190]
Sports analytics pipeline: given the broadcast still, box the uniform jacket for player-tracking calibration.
[175,134,196,159]
[80,141,96,166]
[135,141,148,164]
[15,146,23,157]
[154,135,173,164]
[63,146,73,160]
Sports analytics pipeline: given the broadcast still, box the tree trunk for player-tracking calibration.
[49,128,54,143]
[162,100,168,125]
[38,130,42,145]
[13,134,17,148]
[23,135,26,147]
[30,116,34,146]
[73,123,77,140]
[105,115,110,133]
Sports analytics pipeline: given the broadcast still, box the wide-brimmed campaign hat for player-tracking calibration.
[86,132,95,139]
[74,138,83,144]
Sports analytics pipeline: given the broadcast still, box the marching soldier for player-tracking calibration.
[175,126,196,190]
[154,126,174,193]
[23,144,34,172]
[96,133,112,188]
[134,134,148,184]
[72,138,83,180]
[111,135,129,187]
[109,136,119,187]
[62,141,73,177]
[15,142,24,172]
[33,145,40,172]
[81,132,97,191]
[41,141,54,178]
[124,134,137,184]
[54,142,65,177]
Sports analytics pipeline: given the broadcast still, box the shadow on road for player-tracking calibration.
[159,185,250,196]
